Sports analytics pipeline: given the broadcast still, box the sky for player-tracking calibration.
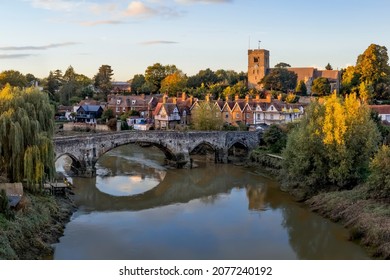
[0,0,390,81]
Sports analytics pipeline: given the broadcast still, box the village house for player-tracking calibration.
[73,98,106,118]
[153,95,181,130]
[107,94,153,119]
[206,93,305,127]
[369,105,390,123]
[76,105,104,124]
[111,81,131,94]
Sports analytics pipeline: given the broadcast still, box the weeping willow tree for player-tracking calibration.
[0,84,55,190]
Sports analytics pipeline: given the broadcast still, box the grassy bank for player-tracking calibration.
[0,192,75,260]
[248,149,390,259]
[307,186,390,259]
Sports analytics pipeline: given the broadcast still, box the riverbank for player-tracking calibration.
[307,186,390,259]
[248,150,390,259]
[0,192,76,259]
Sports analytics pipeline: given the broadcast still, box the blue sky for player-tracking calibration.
[0,0,389,81]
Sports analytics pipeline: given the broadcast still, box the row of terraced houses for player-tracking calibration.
[108,92,305,130]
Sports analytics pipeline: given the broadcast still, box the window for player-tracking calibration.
[225,113,229,119]
[257,113,260,120]
[236,113,240,119]
[246,113,250,118]
[254,57,259,63]
[132,100,136,105]
[116,99,121,105]
[116,107,120,113]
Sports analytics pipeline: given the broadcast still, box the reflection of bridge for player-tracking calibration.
[54,131,262,176]
[70,164,270,212]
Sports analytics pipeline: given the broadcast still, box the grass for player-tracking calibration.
[307,185,390,259]
[0,192,75,260]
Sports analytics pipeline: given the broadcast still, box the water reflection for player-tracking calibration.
[53,144,369,260]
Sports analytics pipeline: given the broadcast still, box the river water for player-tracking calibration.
[53,145,369,260]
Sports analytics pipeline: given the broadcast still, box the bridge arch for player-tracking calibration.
[227,141,250,162]
[98,140,178,162]
[55,153,83,174]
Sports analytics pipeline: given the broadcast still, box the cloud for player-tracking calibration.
[140,40,179,45]
[125,1,156,17]
[0,54,35,59]
[89,3,118,15]
[176,0,232,4]
[0,42,79,51]
[79,20,125,26]
[25,0,81,11]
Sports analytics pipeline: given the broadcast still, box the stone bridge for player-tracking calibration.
[54,131,262,176]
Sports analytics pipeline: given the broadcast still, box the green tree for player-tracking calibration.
[281,93,380,196]
[356,44,390,87]
[101,108,115,121]
[311,77,331,96]
[130,74,146,94]
[191,101,223,130]
[187,68,219,89]
[341,66,360,95]
[145,63,178,93]
[0,70,28,88]
[263,124,287,153]
[274,62,291,68]
[325,63,333,70]
[261,68,297,92]
[25,73,39,87]
[367,145,390,200]
[0,85,55,189]
[94,65,113,99]
[295,80,307,95]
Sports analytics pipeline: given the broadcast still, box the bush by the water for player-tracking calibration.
[367,145,390,200]
[281,93,380,197]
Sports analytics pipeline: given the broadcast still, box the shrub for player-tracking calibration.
[367,145,390,200]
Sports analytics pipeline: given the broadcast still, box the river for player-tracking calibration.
[53,144,369,260]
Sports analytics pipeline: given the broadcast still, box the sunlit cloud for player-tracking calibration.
[25,0,81,11]
[0,42,79,51]
[79,20,125,26]
[89,3,118,15]
[140,40,179,45]
[0,54,35,59]
[124,1,156,17]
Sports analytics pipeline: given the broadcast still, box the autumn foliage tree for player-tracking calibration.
[281,93,380,196]
[0,85,55,189]
[342,44,390,100]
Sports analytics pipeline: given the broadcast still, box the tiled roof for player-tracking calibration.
[369,105,390,115]
[79,105,102,112]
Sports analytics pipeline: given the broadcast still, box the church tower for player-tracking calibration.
[248,49,270,89]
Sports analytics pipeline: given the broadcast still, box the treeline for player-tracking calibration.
[0,64,248,106]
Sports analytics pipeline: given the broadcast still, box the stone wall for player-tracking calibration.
[63,123,110,132]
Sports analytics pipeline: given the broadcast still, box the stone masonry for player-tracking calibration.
[54,131,262,176]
